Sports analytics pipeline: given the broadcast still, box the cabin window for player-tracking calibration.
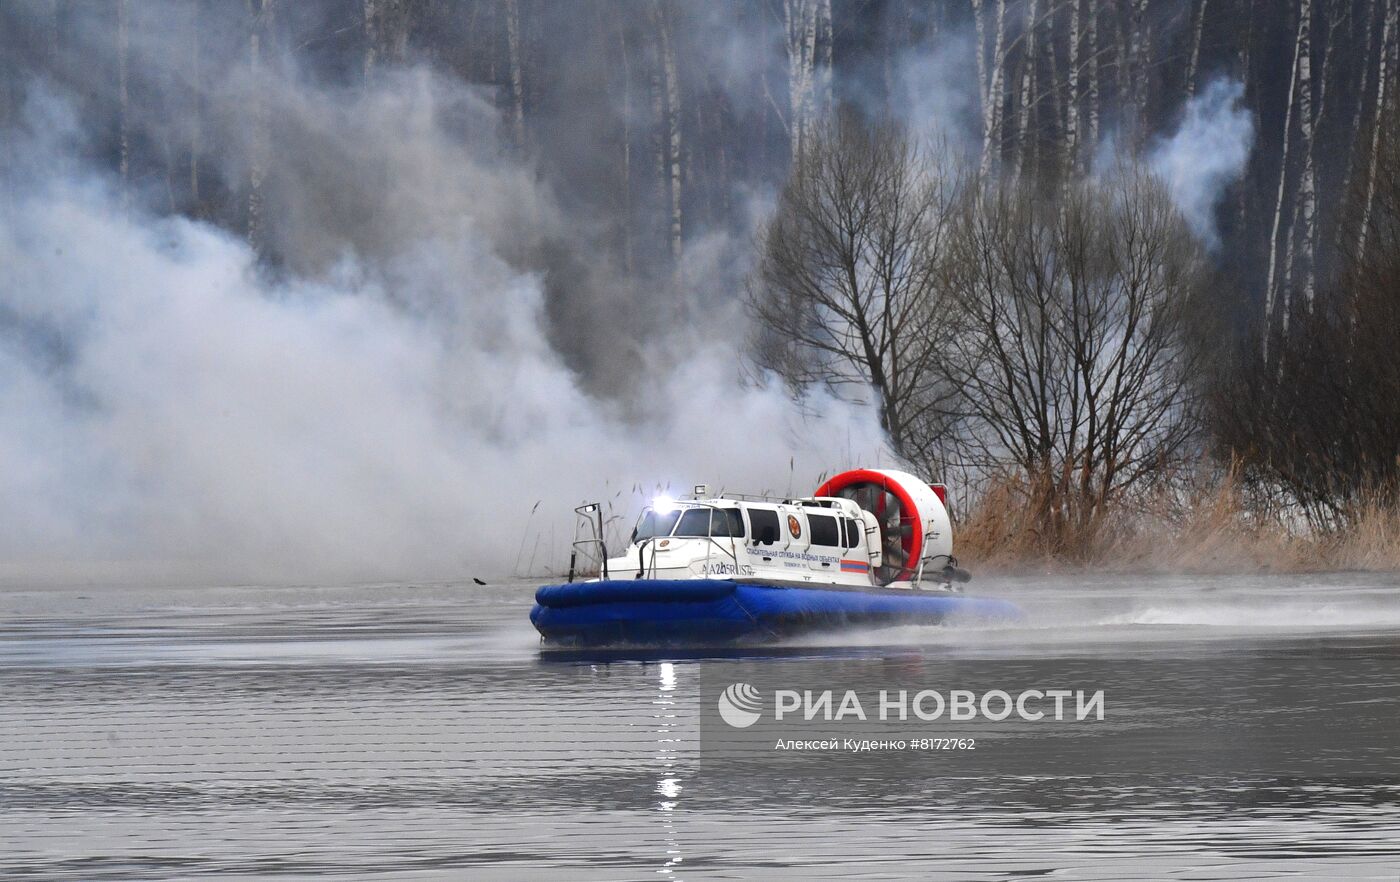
[711,508,746,538]
[673,508,713,537]
[749,508,780,544]
[842,517,861,549]
[808,513,839,547]
[632,509,681,543]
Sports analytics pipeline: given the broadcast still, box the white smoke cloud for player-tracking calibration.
[1149,78,1254,247]
[0,76,890,586]
[887,26,982,159]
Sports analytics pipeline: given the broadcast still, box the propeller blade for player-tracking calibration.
[833,479,921,582]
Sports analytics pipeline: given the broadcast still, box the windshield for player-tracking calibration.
[632,506,747,543]
[631,509,682,543]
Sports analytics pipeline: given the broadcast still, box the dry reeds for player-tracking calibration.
[954,470,1400,575]
[1326,498,1400,571]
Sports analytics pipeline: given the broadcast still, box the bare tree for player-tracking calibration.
[942,167,1207,544]
[750,111,961,466]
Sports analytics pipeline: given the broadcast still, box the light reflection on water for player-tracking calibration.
[0,575,1398,880]
[655,662,685,878]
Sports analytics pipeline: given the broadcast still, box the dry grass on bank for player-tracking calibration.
[953,475,1400,575]
[1326,500,1400,571]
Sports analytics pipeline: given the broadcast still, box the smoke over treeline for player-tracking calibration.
[7,2,1393,360]
[0,1,1395,581]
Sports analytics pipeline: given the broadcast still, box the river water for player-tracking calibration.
[2,573,1398,880]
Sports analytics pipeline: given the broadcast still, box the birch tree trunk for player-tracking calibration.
[364,0,380,77]
[189,1,202,213]
[1237,0,1256,99]
[505,0,525,153]
[1129,0,1150,147]
[1186,0,1208,98]
[1015,0,1039,179]
[118,0,130,216]
[1236,0,1256,232]
[818,0,833,121]
[1303,0,1344,288]
[365,0,411,76]
[798,0,816,155]
[973,0,990,163]
[1085,0,1099,168]
[1313,0,1342,125]
[246,0,274,252]
[483,0,497,84]
[651,0,682,259]
[389,0,409,62]
[1066,0,1082,174]
[784,0,805,160]
[618,18,634,276]
[1264,1,1306,346]
[1358,0,1398,258]
[649,11,664,210]
[978,0,1007,178]
[785,0,816,162]
[780,0,833,163]
[1338,0,1377,225]
[1294,0,1317,312]
[1045,5,1061,164]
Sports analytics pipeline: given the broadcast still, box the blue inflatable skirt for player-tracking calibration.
[530,579,1022,646]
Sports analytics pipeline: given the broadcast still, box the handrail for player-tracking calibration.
[568,538,609,582]
[635,537,659,580]
[682,490,848,506]
[567,502,608,583]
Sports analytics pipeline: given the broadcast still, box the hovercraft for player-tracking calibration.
[529,468,1022,646]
